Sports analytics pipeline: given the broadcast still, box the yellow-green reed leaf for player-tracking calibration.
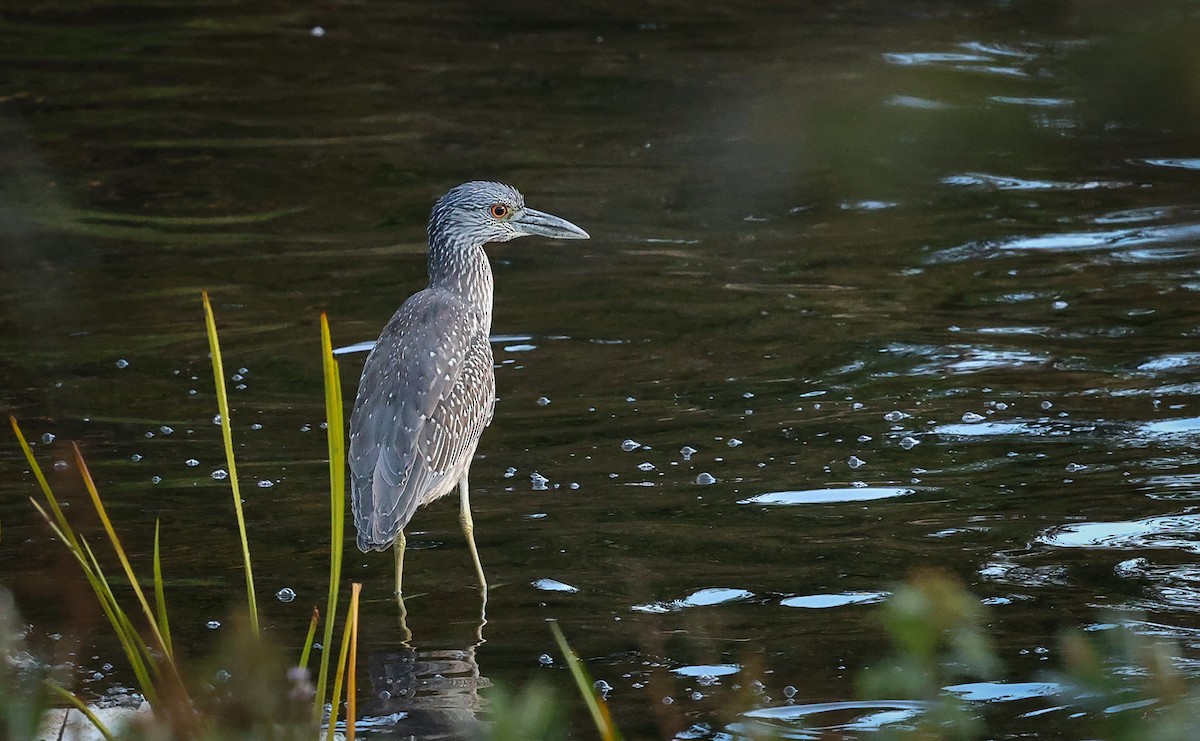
[29,496,159,705]
[10,417,82,554]
[78,538,159,705]
[202,290,260,635]
[315,311,346,722]
[153,519,173,657]
[326,583,362,741]
[74,444,174,664]
[347,583,362,741]
[550,621,623,741]
[299,607,320,671]
[45,683,117,741]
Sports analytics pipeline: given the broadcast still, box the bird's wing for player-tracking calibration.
[348,289,496,551]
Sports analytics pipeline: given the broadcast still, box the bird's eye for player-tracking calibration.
[489,204,510,219]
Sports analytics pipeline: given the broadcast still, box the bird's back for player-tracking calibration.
[349,288,495,552]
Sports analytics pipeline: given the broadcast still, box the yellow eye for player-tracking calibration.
[489,204,510,219]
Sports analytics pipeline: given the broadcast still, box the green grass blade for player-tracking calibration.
[298,607,320,671]
[550,621,623,741]
[11,417,84,554]
[314,311,347,722]
[202,290,260,635]
[153,519,173,657]
[45,683,117,741]
[74,444,174,665]
[347,584,361,741]
[23,462,161,706]
[325,583,361,741]
[79,538,161,702]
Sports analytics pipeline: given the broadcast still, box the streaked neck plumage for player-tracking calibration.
[426,226,494,329]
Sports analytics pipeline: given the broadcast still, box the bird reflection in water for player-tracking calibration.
[357,643,490,739]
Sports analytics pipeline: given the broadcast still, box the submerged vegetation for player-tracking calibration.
[4,298,1200,740]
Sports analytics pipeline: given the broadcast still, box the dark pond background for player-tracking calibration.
[3,1,1200,738]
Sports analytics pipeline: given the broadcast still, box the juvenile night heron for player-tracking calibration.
[349,181,589,595]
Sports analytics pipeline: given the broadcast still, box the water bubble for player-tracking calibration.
[884,410,910,422]
[300,424,311,432]
[899,436,920,450]
[594,679,612,699]
[151,476,162,484]
[250,423,263,431]
[160,426,174,435]
[727,438,743,448]
[115,359,129,369]
[206,620,221,630]
[680,445,697,460]
[531,472,549,491]
[536,396,551,406]
[276,588,297,603]
[662,696,674,705]
[994,401,1009,411]
[637,462,655,472]
[621,439,640,452]
[257,480,274,488]
[743,392,755,399]
[1040,401,1053,410]
[695,472,717,485]
[214,669,231,682]
[538,654,554,666]
[1065,462,1087,473]
[569,482,580,490]
[961,412,986,423]
[626,396,636,403]
[783,685,798,698]
[102,663,113,672]
[1052,300,1068,310]
[41,433,55,444]
[211,469,229,481]
[238,367,249,375]
[131,454,142,462]
[53,460,68,472]
[310,25,325,37]
[857,435,872,442]
[145,431,155,439]
[504,466,517,478]
[185,458,200,467]
[847,456,865,469]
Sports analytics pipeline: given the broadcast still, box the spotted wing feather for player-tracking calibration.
[349,289,495,552]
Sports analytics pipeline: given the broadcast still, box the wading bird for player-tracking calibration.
[349,181,589,596]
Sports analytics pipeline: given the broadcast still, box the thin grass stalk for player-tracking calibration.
[28,498,160,705]
[325,583,361,741]
[74,445,174,664]
[11,417,83,554]
[17,424,162,707]
[152,519,173,657]
[550,621,623,741]
[201,290,260,634]
[314,312,346,721]
[78,538,162,697]
[46,683,118,741]
[298,607,320,671]
[347,583,361,741]
[45,682,117,741]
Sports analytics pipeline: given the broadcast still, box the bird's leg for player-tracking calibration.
[459,473,488,593]
[394,530,406,596]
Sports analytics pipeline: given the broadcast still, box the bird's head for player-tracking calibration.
[428,181,590,247]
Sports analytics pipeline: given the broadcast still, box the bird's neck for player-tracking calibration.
[427,234,494,325]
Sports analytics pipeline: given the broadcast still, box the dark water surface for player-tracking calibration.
[3,1,1200,737]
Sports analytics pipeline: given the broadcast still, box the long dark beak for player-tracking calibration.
[513,207,590,240]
